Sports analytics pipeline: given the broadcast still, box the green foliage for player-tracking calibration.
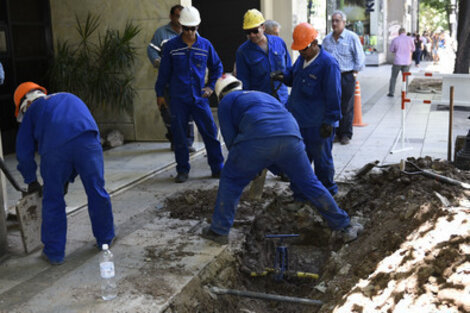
[48,13,141,114]
[419,2,449,32]
[419,0,450,32]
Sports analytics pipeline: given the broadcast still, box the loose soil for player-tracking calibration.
[163,157,470,313]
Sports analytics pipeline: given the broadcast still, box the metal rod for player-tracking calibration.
[210,286,323,306]
[0,158,27,194]
[448,86,454,162]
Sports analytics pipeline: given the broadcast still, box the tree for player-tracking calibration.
[454,0,470,73]
[419,0,457,35]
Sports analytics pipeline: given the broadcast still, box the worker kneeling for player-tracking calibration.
[14,82,115,265]
[201,74,362,245]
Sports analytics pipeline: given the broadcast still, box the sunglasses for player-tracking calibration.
[182,26,197,32]
[244,28,260,35]
[300,42,313,52]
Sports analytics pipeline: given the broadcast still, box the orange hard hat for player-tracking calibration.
[291,23,318,50]
[14,82,47,117]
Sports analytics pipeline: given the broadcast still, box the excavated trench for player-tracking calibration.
[158,157,470,313]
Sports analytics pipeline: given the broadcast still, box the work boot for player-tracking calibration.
[188,146,196,153]
[41,252,64,265]
[341,221,364,243]
[201,226,228,245]
[175,172,189,183]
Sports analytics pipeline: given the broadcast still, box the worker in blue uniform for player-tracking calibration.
[236,9,291,105]
[201,74,363,245]
[14,82,115,265]
[272,23,341,196]
[147,4,195,152]
[155,6,224,183]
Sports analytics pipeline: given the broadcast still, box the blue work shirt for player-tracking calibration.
[283,47,342,128]
[16,93,99,183]
[236,34,291,105]
[155,35,223,104]
[147,23,179,66]
[323,29,365,72]
[0,62,4,85]
[218,90,301,149]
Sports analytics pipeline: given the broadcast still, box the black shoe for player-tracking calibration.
[175,172,189,183]
[340,137,350,145]
[387,93,394,97]
[201,226,228,245]
[188,146,196,153]
[211,171,221,179]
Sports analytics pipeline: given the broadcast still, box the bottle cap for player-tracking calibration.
[102,244,109,250]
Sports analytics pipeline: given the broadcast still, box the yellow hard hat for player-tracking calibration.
[243,9,265,30]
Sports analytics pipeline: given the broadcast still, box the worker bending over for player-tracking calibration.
[14,82,115,265]
[201,74,363,245]
[272,23,341,196]
[155,6,224,183]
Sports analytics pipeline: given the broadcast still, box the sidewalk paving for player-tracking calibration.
[1,52,468,312]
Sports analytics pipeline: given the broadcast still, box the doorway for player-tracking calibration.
[0,0,53,154]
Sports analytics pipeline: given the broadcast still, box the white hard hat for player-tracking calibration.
[215,74,242,100]
[179,6,201,27]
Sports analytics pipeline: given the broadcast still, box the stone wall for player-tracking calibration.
[49,0,188,141]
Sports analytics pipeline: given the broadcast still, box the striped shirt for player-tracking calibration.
[323,29,365,72]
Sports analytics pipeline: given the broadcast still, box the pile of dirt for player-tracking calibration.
[164,157,470,313]
[407,78,442,93]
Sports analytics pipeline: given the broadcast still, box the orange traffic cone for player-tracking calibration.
[352,80,367,127]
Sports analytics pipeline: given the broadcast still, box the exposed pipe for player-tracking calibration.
[209,286,323,306]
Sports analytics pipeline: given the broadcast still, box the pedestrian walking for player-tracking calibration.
[147,5,195,152]
[201,74,363,245]
[414,33,423,67]
[272,23,341,196]
[387,27,415,97]
[323,10,365,145]
[432,32,440,64]
[236,9,291,105]
[155,6,224,183]
[14,82,115,265]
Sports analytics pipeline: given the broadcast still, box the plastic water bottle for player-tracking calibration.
[100,244,117,300]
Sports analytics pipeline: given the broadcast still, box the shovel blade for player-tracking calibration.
[15,192,42,254]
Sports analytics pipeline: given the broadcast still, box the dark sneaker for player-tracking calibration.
[341,222,364,243]
[175,172,189,183]
[41,252,64,265]
[211,171,221,179]
[201,226,228,245]
[340,137,350,145]
[188,146,196,153]
[387,93,394,97]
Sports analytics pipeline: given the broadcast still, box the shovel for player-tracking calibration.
[400,160,470,189]
[0,158,43,253]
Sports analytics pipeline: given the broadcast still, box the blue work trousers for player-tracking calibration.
[171,99,224,174]
[40,132,115,261]
[210,137,350,235]
[299,127,337,196]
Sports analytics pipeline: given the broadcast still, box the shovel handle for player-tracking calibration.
[0,158,27,193]
[421,170,468,188]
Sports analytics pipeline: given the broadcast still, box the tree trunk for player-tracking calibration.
[454,0,470,73]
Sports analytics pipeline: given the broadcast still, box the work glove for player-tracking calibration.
[270,70,284,82]
[201,87,213,98]
[26,181,42,197]
[319,123,333,139]
[157,97,167,109]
